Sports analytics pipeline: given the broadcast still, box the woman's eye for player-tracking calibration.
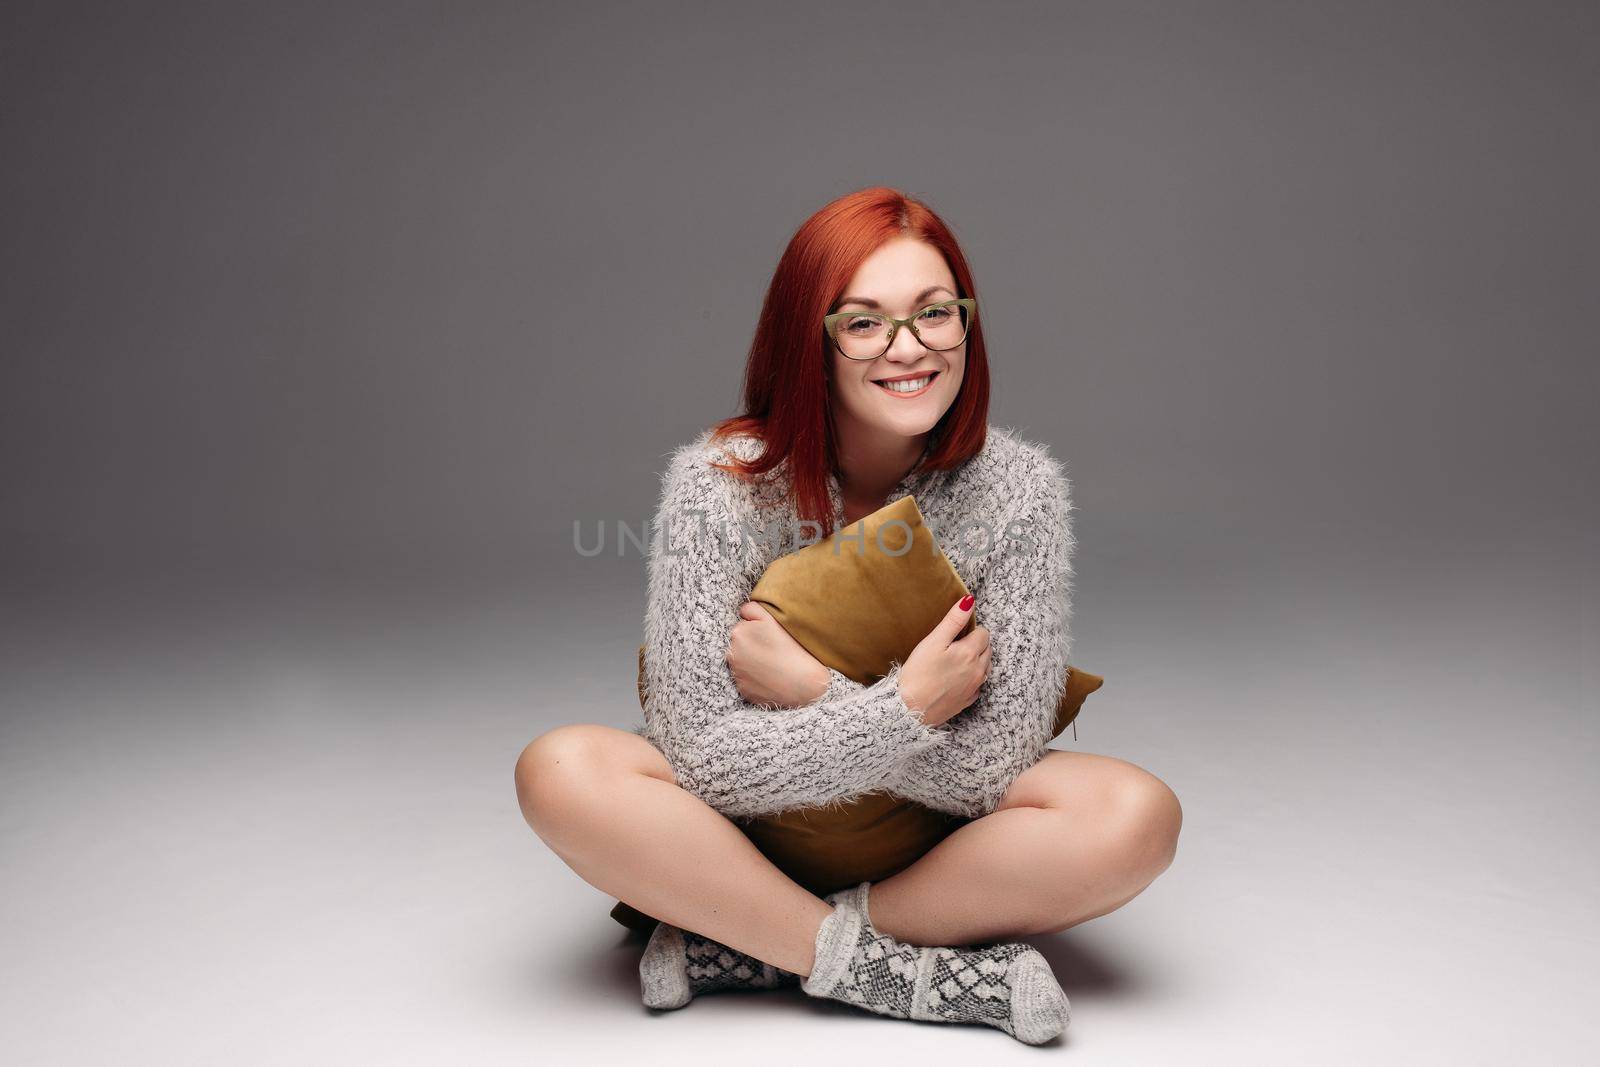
[919,307,951,322]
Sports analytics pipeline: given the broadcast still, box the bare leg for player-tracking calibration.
[515,724,831,976]
[866,750,1183,947]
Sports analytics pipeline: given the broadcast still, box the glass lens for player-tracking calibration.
[833,313,891,359]
[912,302,969,350]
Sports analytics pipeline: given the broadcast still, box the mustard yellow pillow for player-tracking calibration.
[750,495,975,685]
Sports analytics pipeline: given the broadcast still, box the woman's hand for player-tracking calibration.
[726,601,831,708]
[898,595,990,727]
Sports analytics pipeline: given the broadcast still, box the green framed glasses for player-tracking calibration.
[823,297,977,361]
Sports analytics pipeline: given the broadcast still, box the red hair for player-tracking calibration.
[707,186,991,538]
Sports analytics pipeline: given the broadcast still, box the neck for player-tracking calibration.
[832,416,929,503]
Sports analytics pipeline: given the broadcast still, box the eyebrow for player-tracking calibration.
[835,285,956,312]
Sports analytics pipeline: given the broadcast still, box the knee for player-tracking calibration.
[514,724,610,839]
[1115,771,1183,881]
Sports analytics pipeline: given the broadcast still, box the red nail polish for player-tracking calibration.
[959,594,975,611]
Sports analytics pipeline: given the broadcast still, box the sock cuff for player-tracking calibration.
[800,903,860,998]
[908,946,940,1021]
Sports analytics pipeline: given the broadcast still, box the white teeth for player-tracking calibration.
[878,375,932,393]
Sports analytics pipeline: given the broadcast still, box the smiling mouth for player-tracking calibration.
[874,371,940,397]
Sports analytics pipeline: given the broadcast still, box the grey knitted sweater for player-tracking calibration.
[633,423,1076,822]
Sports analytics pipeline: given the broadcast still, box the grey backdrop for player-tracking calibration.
[2,2,1595,1064]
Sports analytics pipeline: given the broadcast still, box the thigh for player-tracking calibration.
[996,749,1177,825]
[516,723,677,795]
[516,724,682,848]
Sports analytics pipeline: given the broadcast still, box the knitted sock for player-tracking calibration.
[639,921,800,1010]
[799,880,1071,1045]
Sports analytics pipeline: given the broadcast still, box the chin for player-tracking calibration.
[860,395,951,437]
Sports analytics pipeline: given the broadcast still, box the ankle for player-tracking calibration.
[780,895,832,979]
[857,879,904,943]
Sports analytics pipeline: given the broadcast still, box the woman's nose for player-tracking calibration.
[883,325,925,360]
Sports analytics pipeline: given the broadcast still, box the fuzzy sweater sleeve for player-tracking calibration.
[637,433,952,821]
[878,445,1077,819]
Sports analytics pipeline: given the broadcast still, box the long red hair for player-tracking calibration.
[707,187,991,538]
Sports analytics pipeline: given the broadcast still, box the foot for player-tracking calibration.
[639,921,800,1010]
[799,881,1071,1045]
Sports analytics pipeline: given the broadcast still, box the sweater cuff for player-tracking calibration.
[812,664,949,767]
[858,663,951,762]
[821,666,865,703]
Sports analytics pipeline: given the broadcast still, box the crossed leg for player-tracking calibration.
[864,749,1184,946]
[518,724,835,976]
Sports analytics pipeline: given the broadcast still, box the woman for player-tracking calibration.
[516,187,1182,1044]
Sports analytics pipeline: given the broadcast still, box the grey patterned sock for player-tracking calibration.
[639,921,800,1010]
[799,880,1071,1045]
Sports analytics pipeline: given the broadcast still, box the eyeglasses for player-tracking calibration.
[823,297,977,361]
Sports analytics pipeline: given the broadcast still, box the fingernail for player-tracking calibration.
[959,594,975,611]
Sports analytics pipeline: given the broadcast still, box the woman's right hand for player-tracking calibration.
[898,595,990,727]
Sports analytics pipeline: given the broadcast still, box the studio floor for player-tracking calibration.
[1,576,1593,1065]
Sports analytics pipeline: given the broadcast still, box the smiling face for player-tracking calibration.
[827,236,967,447]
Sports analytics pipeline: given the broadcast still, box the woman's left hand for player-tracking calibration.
[726,601,830,708]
